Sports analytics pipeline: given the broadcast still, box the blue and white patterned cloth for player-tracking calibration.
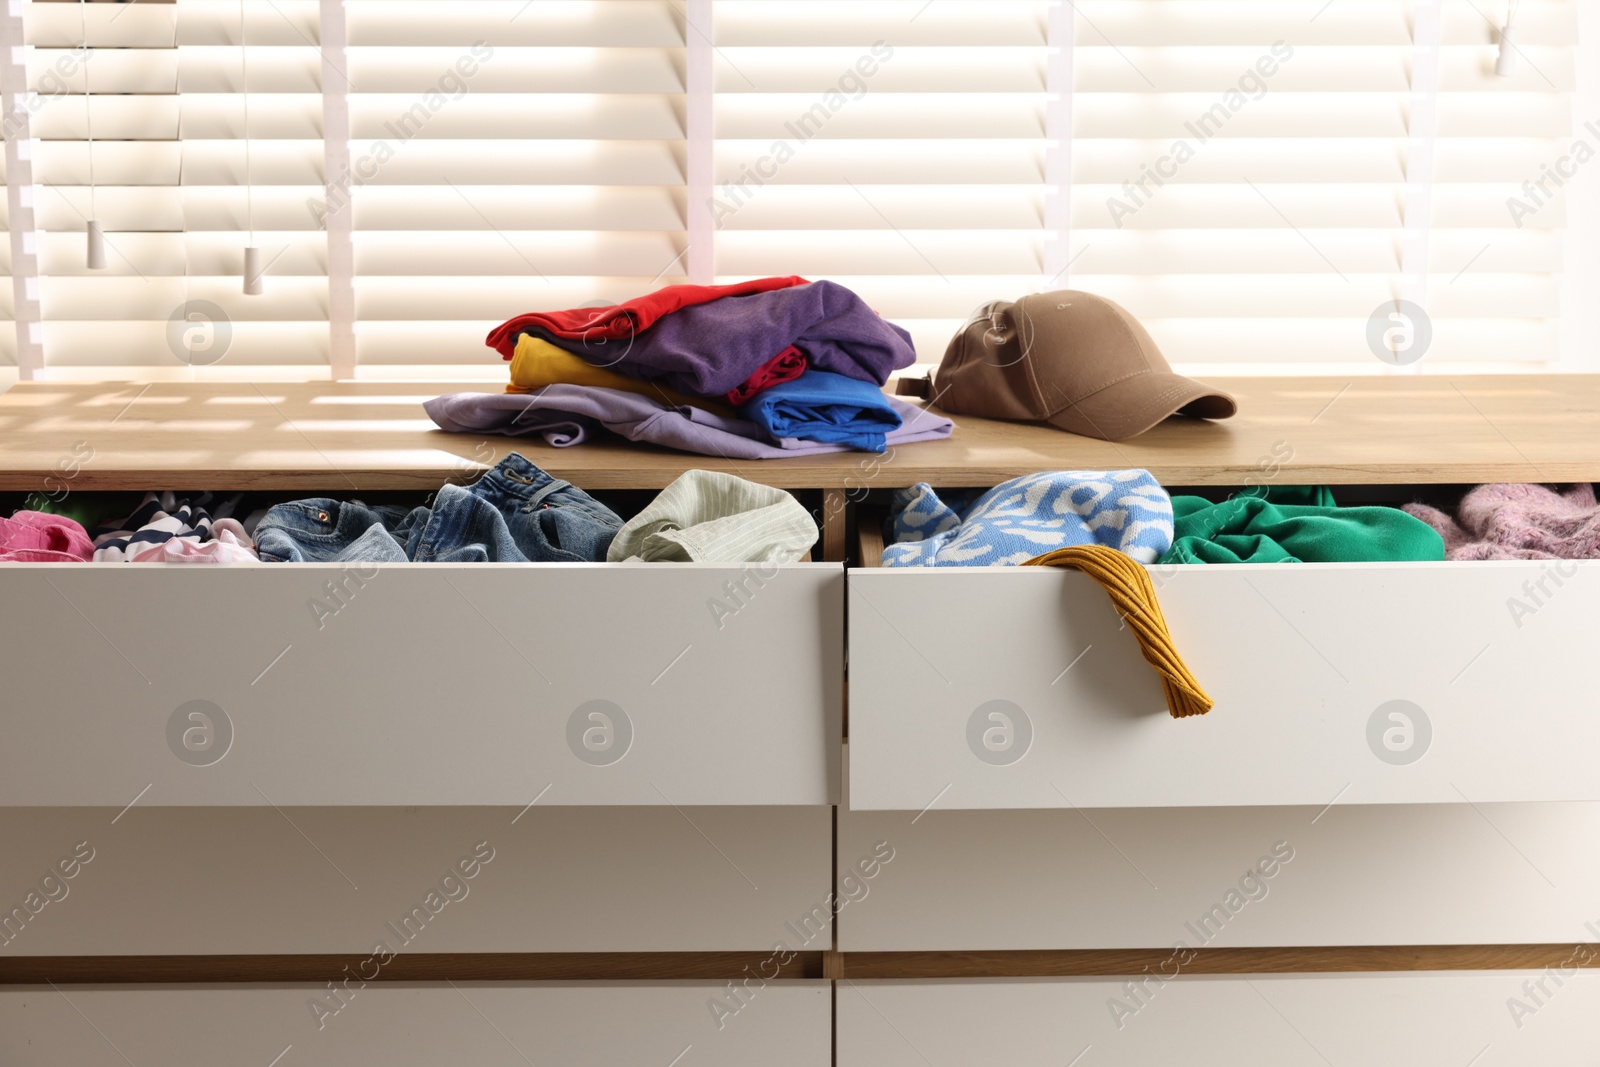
[882,470,1174,567]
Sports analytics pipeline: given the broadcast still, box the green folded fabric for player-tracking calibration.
[1161,487,1445,565]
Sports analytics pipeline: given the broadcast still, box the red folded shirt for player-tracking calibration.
[486,276,810,360]
[727,346,808,406]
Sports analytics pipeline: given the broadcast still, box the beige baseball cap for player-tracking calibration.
[933,291,1236,441]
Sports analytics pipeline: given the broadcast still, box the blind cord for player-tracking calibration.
[1497,0,1523,76]
[79,0,106,270]
[239,0,262,294]
[241,0,253,242]
[80,0,94,217]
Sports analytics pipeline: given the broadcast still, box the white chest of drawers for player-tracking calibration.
[5,375,1600,1064]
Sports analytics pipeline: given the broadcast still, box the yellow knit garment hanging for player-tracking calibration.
[1021,544,1213,719]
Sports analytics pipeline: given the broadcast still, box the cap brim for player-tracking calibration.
[1044,372,1237,442]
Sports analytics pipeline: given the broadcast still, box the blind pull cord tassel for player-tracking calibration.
[243,245,264,296]
[86,220,106,269]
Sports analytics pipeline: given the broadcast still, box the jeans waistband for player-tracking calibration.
[470,453,565,504]
[468,454,619,525]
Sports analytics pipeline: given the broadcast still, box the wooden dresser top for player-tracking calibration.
[0,376,1596,491]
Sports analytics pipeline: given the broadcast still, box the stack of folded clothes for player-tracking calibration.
[426,277,956,458]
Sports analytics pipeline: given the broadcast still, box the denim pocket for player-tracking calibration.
[523,505,617,562]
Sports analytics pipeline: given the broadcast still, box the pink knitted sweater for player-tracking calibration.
[1404,483,1600,561]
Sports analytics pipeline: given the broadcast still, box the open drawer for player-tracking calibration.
[849,559,1600,809]
[0,563,842,806]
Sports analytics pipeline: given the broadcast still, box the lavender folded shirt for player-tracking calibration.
[424,385,954,460]
[519,280,917,397]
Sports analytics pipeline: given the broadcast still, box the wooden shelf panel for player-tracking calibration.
[1,375,1598,491]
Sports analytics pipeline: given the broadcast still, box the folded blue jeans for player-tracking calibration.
[255,453,622,563]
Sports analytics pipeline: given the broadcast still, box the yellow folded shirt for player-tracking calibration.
[507,335,735,418]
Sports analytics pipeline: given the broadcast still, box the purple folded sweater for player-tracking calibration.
[1404,483,1600,560]
[519,280,918,397]
[423,386,955,460]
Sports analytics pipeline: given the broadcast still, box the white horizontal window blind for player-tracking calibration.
[712,0,1053,366]
[22,0,326,378]
[1,0,1584,379]
[715,0,1576,373]
[344,0,690,377]
[0,4,18,373]
[1067,0,1575,372]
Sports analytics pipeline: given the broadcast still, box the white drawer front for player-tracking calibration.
[837,788,1600,950]
[0,563,842,806]
[0,981,832,1066]
[0,806,830,954]
[838,975,1600,1066]
[850,562,1600,809]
